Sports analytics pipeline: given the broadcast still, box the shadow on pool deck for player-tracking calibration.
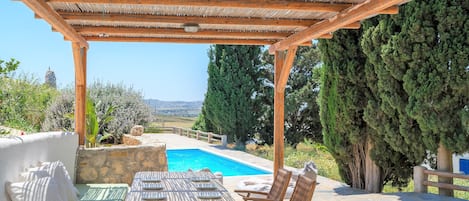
[135,133,466,201]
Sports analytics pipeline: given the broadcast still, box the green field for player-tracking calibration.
[150,115,196,129]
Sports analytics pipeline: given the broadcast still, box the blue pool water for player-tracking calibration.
[167,149,271,176]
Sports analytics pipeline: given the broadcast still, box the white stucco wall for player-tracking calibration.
[0,132,78,201]
[453,153,469,174]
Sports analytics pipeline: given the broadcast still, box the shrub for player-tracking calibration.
[0,74,58,132]
[246,140,342,181]
[42,89,75,132]
[42,81,151,143]
[88,82,151,142]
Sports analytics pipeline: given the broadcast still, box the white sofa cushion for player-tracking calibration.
[20,170,49,181]
[6,177,64,201]
[39,161,79,201]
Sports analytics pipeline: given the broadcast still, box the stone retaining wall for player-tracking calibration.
[76,142,167,184]
[123,134,141,146]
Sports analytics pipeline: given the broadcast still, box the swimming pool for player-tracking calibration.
[166,149,271,176]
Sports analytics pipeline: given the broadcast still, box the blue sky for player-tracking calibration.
[0,1,211,101]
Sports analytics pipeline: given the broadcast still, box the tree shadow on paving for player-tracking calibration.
[210,145,230,150]
[386,192,467,201]
[333,186,367,196]
[332,188,465,201]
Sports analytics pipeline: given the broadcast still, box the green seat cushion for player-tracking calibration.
[75,183,129,201]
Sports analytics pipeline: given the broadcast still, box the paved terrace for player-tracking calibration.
[133,133,465,201]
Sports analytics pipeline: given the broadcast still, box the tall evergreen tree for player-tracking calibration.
[257,46,322,145]
[202,45,262,144]
[361,0,468,182]
[400,0,468,153]
[319,30,383,191]
[319,27,423,192]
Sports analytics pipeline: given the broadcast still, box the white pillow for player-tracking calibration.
[20,170,49,181]
[39,161,79,201]
[6,177,65,201]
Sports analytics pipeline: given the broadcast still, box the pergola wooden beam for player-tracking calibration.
[343,22,361,29]
[47,0,398,14]
[59,11,319,28]
[275,46,298,93]
[269,0,405,53]
[71,26,337,40]
[380,6,400,15]
[73,26,291,40]
[83,36,316,46]
[47,0,352,13]
[84,36,278,45]
[22,0,88,48]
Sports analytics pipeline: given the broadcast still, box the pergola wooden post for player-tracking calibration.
[72,43,87,146]
[273,46,298,175]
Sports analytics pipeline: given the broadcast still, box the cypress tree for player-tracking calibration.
[360,15,427,190]
[319,27,423,192]
[319,30,386,192]
[360,0,468,191]
[400,0,469,153]
[202,45,262,144]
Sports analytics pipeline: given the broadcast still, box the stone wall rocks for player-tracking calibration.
[76,143,167,184]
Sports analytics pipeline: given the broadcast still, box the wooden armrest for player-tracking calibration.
[234,190,269,196]
[243,198,274,201]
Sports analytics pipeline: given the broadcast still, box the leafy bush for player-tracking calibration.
[42,90,75,132]
[42,81,151,143]
[246,139,341,181]
[88,82,151,142]
[0,74,58,132]
[0,58,19,76]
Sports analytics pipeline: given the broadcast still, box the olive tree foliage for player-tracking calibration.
[41,89,75,132]
[42,82,151,143]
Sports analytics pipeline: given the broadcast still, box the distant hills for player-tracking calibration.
[144,99,202,117]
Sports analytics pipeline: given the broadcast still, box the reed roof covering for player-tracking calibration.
[22,0,407,51]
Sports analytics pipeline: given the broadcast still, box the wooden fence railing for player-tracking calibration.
[158,127,175,133]
[172,127,228,147]
[414,166,469,196]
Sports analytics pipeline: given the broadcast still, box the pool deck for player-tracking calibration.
[134,133,466,201]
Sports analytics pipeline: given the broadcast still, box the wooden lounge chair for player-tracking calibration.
[289,175,316,201]
[234,168,292,201]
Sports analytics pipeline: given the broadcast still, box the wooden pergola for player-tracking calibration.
[21,0,407,174]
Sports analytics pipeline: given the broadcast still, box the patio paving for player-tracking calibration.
[134,133,466,201]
